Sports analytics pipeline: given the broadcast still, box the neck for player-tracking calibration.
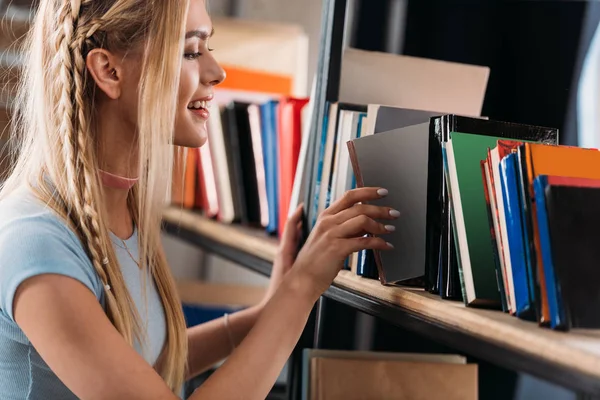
[96,102,139,239]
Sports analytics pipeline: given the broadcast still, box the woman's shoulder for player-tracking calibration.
[0,186,103,322]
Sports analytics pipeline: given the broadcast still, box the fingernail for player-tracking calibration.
[377,188,388,197]
[386,242,394,249]
[384,225,395,232]
[389,209,401,218]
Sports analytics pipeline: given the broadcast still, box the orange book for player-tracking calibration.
[525,143,600,325]
[171,147,186,206]
[183,148,198,210]
[194,148,208,212]
[277,97,309,236]
[219,64,293,96]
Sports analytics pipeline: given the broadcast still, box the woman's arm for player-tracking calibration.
[190,268,316,399]
[14,274,180,400]
[12,188,395,400]
[185,305,260,379]
[190,188,396,399]
[186,206,304,379]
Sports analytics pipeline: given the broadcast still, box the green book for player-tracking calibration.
[445,132,503,307]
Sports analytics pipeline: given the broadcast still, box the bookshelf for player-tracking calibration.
[163,206,600,396]
[163,0,600,398]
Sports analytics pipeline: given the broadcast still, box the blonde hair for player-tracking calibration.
[2,0,190,392]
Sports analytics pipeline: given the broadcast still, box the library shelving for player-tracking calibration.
[163,206,600,397]
[161,0,600,398]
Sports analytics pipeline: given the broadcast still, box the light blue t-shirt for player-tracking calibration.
[0,186,167,399]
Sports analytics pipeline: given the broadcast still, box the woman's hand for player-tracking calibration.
[292,187,398,301]
[262,204,304,305]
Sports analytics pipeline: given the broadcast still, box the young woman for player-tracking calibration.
[0,0,398,398]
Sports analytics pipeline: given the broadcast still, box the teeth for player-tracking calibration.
[188,100,210,110]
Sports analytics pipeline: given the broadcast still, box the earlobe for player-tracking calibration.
[86,49,122,100]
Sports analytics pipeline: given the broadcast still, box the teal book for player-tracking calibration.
[445,132,505,307]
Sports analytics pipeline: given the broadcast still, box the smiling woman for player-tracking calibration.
[0,0,397,399]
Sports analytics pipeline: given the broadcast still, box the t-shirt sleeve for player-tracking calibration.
[0,216,102,322]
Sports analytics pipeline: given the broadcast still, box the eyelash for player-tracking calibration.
[184,48,214,60]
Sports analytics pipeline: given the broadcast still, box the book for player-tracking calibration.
[339,48,489,116]
[301,348,469,400]
[537,176,600,330]
[348,123,430,285]
[260,100,280,234]
[499,152,535,320]
[278,97,309,236]
[306,350,477,400]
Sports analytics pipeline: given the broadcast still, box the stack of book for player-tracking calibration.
[478,142,600,331]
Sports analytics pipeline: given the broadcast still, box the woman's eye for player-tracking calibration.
[184,52,202,60]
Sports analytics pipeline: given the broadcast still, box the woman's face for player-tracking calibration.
[173,0,226,148]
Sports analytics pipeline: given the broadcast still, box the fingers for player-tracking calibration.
[342,235,393,255]
[280,204,305,255]
[334,214,395,238]
[324,187,388,215]
[333,203,400,224]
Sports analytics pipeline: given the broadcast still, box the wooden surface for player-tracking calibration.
[163,206,279,262]
[177,280,266,308]
[163,206,600,382]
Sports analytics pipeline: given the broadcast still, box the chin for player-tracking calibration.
[173,126,208,148]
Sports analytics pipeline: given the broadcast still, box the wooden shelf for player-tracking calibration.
[162,206,600,395]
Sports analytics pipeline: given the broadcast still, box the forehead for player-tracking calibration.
[187,0,212,32]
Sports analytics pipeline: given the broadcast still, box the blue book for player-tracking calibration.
[533,175,565,329]
[499,153,534,319]
[260,100,279,235]
[310,102,332,228]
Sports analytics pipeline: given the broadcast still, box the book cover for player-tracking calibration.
[544,178,600,329]
[532,175,564,330]
[499,153,535,319]
[348,123,430,285]
[446,132,508,306]
[278,97,309,236]
[247,104,269,227]
[221,103,246,224]
[481,158,508,311]
[259,100,280,234]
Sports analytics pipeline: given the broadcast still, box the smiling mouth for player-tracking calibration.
[187,100,211,120]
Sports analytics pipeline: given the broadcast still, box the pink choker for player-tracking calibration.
[98,169,139,190]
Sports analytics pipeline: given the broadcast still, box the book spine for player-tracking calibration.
[499,154,533,320]
[481,159,508,312]
[533,176,566,330]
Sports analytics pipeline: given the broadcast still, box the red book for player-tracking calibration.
[277,97,309,236]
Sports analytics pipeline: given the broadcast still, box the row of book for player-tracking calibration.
[172,91,310,238]
[302,349,477,400]
[477,140,600,331]
[346,107,600,331]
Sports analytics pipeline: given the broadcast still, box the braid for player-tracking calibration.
[55,0,78,197]
[69,17,139,342]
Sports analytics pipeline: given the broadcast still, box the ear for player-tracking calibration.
[86,49,122,100]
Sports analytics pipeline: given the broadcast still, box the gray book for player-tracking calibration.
[373,105,442,135]
[348,123,430,285]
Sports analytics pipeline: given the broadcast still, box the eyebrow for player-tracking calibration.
[185,28,215,40]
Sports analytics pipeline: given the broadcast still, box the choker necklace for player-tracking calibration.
[98,169,139,190]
